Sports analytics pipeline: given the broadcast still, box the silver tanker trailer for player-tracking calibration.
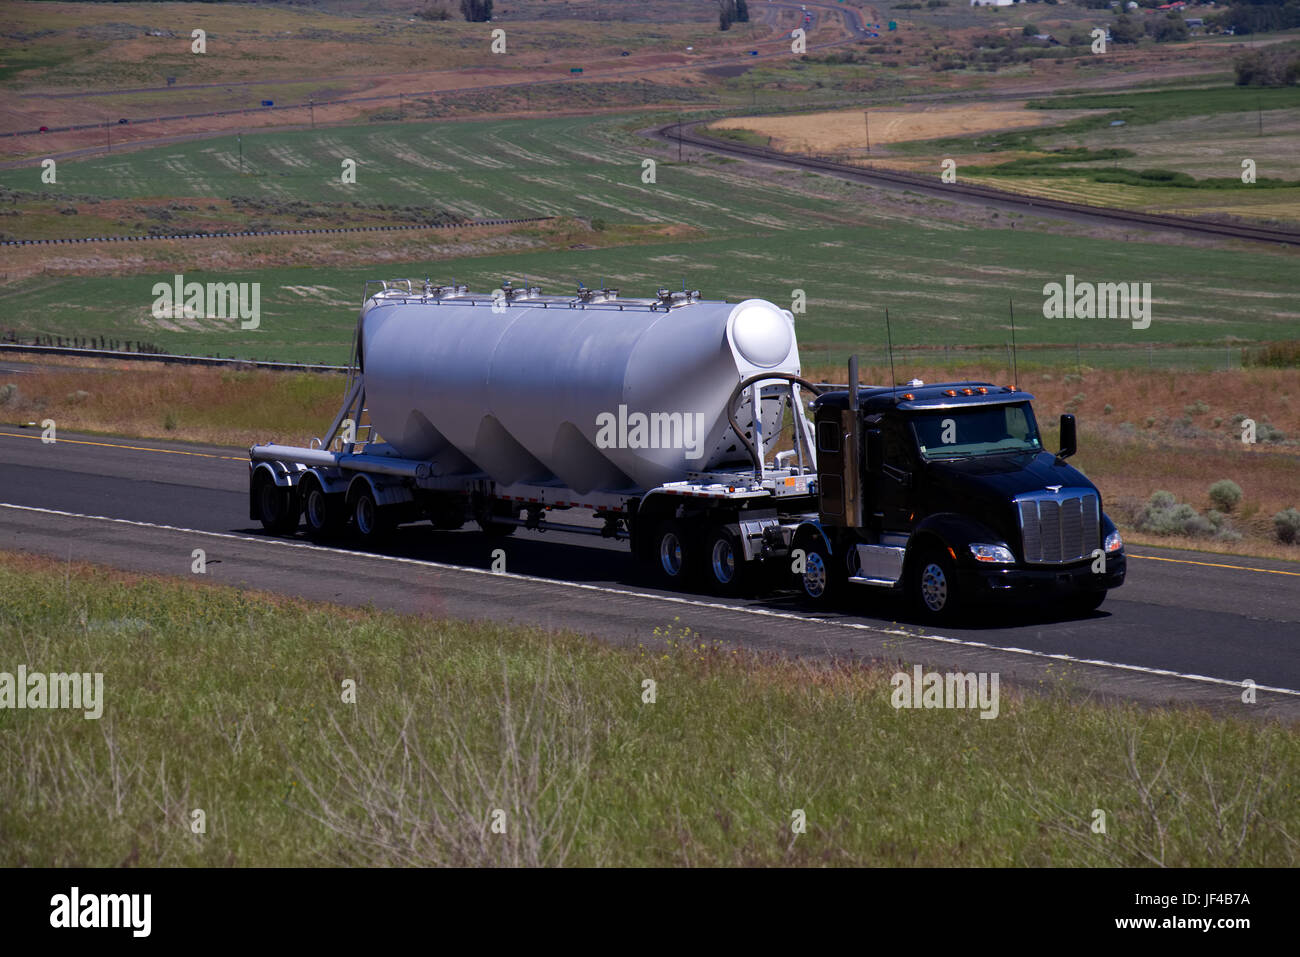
[250,279,1125,620]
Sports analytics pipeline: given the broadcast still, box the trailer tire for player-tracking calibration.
[703,526,747,596]
[910,546,962,622]
[654,520,697,587]
[254,473,299,535]
[350,484,394,543]
[301,476,346,541]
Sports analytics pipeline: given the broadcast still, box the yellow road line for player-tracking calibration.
[1129,553,1300,577]
[0,429,244,461]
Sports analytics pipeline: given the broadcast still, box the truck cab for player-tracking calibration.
[796,380,1125,620]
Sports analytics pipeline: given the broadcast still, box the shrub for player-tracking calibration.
[1185,399,1209,416]
[1275,508,1300,545]
[1208,479,1243,512]
[1135,490,1215,537]
[0,383,16,405]
[1103,404,1113,415]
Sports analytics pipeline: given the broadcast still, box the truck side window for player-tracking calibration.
[817,420,840,453]
[883,425,911,467]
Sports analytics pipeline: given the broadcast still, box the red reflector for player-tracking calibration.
[901,393,914,400]
[977,387,988,394]
[944,389,957,397]
[962,388,974,395]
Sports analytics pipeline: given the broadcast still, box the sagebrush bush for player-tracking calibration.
[1275,508,1300,545]
[1208,479,1243,512]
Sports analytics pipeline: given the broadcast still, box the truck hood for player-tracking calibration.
[924,451,1098,504]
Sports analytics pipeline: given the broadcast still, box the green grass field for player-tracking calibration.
[2,551,1295,867]
[2,113,1297,365]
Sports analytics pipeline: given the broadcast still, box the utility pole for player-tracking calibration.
[864,110,870,153]
[310,97,315,129]
[238,133,243,175]
[399,92,404,122]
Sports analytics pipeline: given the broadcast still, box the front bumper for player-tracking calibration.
[959,550,1126,602]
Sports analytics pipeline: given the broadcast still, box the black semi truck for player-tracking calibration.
[787,365,1126,620]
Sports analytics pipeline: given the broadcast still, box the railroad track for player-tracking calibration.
[653,119,1300,248]
[0,216,552,247]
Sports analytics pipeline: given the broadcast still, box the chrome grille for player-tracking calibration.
[1016,489,1099,564]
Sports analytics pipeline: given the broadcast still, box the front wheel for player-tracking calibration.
[1065,590,1107,616]
[794,534,841,606]
[909,547,962,623]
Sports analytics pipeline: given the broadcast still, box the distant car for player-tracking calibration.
[620,50,630,56]
[748,49,759,55]
[39,126,49,132]
[118,118,129,125]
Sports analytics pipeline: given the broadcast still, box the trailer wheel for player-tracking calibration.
[795,534,840,605]
[654,520,696,586]
[910,547,962,622]
[703,526,747,596]
[301,477,346,541]
[253,473,299,535]
[350,484,393,543]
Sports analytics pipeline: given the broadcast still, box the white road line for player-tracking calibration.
[3,501,1297,699]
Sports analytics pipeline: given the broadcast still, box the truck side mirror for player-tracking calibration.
[1058,414,1077,460]
[864,429,883,473]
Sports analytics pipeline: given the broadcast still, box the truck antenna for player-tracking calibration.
[1008,297,1020,390]
[885,308,898,403]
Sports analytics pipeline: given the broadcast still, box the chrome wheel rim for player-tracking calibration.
[711,538,736,584]
[659,532,683,577]
[921,562,948,612]
[306,489,327,529]
[804,551,827,598]
[356,495,375,535]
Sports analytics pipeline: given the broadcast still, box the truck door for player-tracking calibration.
[815,406,846,524]
[866,418,915,534]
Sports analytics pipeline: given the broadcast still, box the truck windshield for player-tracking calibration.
[910,402,1042,460]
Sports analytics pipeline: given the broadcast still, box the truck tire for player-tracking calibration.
[301,477,346,541]
[910,546,962,622]
[1066,590,1107,615]
[253,473,299,535]
[350,485,394,543]
[475,500,516,538]
[654,520,696,587]
[794,533,841,605]
[703,526,747,596]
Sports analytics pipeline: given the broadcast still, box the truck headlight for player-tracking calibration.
[1104,529,1123,554]
[969,543,1015,564]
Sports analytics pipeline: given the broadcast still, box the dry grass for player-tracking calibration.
[0,355,345,447]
